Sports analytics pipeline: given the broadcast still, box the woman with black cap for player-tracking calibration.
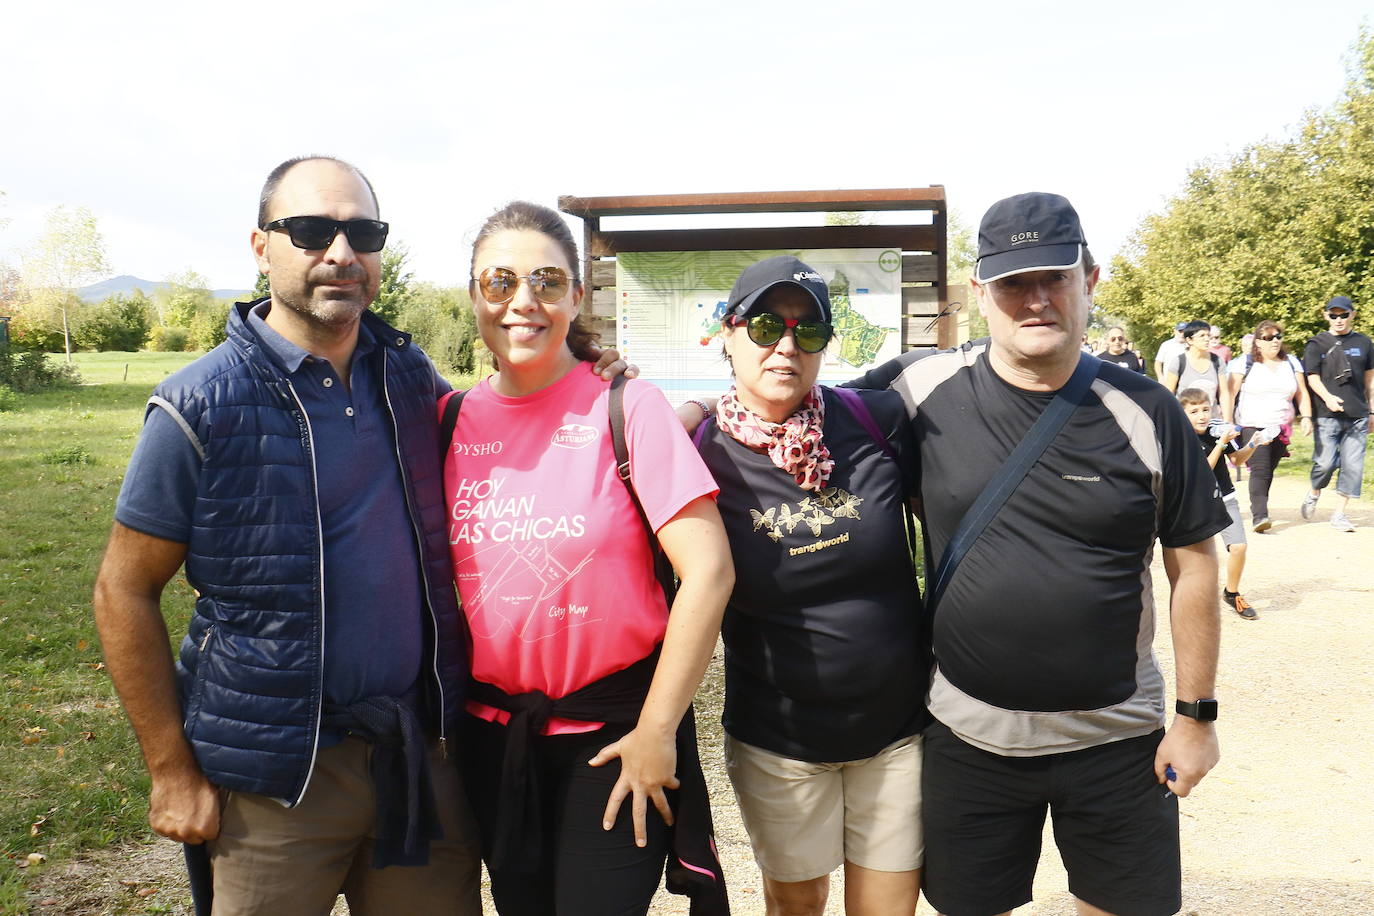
[689,255,926,915]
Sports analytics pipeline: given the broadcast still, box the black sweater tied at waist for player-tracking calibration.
[468,647,729,915]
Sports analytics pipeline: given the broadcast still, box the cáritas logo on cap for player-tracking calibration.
[1010,231,1039,246]
[793,270,824,283]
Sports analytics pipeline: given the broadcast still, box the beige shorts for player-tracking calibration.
[724,732,923,883]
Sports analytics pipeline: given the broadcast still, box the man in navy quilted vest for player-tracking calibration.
[92,157,481,914]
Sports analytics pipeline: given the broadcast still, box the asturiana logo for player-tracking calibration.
[552,424,599,449]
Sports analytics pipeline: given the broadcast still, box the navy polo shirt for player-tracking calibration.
[116,304,426,713]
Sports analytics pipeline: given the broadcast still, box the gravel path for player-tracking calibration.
[29,477,1373,914]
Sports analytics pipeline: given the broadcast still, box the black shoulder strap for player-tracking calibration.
[925,354,1099,615]
[609,375,677,603]
[1175,352,1187,377]
[438,389,467,462]
[829,386,898,460]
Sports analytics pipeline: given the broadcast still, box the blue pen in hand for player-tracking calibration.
[1163,765,1177,798]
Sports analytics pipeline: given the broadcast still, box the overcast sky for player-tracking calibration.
[2,0,1369,291]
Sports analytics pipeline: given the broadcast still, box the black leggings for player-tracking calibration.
[1242,428,1288,521]
[462,716,670,916]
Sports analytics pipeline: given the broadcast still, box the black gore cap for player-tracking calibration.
[975,192,1087,283]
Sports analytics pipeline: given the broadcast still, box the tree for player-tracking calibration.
[158,269,214,328]
[394,282,477,378]
[1097,27,1374,353]
[20,206,111,361]
[370,243,415,325]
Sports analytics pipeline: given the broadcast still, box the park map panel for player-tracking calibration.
[615,249,902,402]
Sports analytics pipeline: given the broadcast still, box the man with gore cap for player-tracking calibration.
[92,156,482,914]
[844,192,1228,916]
[1300,295,1373,531]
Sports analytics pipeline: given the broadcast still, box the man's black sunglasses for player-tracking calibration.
[260,216,389,253]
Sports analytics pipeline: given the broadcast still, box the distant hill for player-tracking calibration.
[77,275,252,303]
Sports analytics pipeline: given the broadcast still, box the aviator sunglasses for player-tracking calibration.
[260,216,389,253]
[1257,332,1283,341]
[728,312,834,354]
[473,266,576,305]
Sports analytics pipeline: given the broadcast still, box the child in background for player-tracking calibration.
[1179,387,1261,618]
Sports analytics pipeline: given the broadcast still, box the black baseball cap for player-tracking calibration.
[975,192,1087,283]
[726,255,832,323]
[1326,296,1354,316]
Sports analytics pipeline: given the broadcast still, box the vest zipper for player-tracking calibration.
[380,349,449,751]
[283,378,326,807]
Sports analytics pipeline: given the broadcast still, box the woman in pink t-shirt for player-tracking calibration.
[442,201,733,915]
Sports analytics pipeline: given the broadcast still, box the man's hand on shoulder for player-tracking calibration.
[148,759,222,843]
[590,347,638,381]
[1154,716,1219,798]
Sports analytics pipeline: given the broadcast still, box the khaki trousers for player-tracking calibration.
[208,736,481,915]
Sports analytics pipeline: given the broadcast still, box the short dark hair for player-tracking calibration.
[1182,320,1211,341]
[469,201,598,362]
[1177,387,1211,408]
[257,156,379,228]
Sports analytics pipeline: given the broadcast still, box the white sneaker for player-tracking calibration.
[1330,513,1357,532]
[1301,492,1319,520]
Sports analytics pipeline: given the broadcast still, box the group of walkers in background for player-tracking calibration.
[1146,300,1372,621]
[85,153,1360,916]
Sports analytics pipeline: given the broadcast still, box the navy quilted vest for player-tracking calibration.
[156,300,466,803]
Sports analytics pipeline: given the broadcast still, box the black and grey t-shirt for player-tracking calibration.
[848,341,1229,756]
[696,387,927,763]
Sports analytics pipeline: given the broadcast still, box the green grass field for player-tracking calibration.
[0,351,478,909]
[0,352,202,907]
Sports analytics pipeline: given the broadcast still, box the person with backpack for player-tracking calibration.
[1162,320,1226,411]
[690,256,926,915]
[441,201,733,915]
[1300,296,1373,532]
[1221,319,1314,532]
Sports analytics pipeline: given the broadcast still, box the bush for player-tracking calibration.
[7,311,65,352]
[188,302,231,351]
[149,325,191,352]
[395,283,478,377]
[74,292,152,351]
[0,384,18,411]
[0,346,82,392]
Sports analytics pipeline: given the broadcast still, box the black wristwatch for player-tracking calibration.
[1175,698,1219,722]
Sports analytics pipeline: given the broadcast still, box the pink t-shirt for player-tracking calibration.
[441,363,718,733]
